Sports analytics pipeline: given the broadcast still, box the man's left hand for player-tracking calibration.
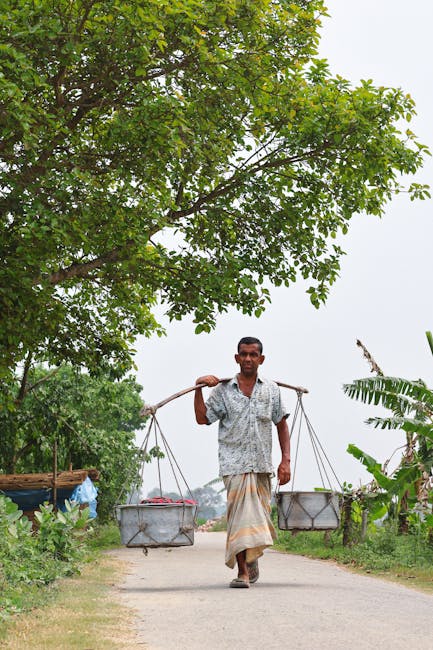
[277,459,291,485]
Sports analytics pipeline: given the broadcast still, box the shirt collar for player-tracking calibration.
[231,374,263,386]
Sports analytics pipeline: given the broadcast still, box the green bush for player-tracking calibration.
[274,519,433,573]
[0,495,92,618]
[86,520,121,550]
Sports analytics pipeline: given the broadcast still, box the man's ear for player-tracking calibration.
[234,353,240,364]
[258,355,265,365]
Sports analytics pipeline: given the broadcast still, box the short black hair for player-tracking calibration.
[237,337,263,354]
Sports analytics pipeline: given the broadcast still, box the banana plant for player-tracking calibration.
[344,333,433,532]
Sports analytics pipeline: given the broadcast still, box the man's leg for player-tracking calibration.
[236,549,249,582]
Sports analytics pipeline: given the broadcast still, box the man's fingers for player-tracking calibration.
[278,467,291,485]
[196,375,220,387]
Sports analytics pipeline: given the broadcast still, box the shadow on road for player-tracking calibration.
[119,581,313,593]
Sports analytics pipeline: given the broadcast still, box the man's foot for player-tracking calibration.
[229,577,250,588]
[247,560,259,584]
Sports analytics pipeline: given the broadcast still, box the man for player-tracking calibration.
[194,336,291,588]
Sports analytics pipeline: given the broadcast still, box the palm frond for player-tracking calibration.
[347,444,394,490]
[426,331,433,357]
[366,416,410,430]
[344,376,433,415]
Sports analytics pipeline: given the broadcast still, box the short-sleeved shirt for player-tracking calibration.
[205,375,288,477]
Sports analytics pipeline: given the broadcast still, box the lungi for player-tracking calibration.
[223,472,276,569]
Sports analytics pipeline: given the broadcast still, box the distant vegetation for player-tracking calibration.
[147,484,225,522]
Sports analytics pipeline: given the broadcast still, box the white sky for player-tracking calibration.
[134,1,433,495]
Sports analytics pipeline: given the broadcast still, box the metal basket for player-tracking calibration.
[116,502,196,548]
[276,490,340,531]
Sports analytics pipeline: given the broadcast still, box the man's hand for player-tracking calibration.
[194,375,219,424]
[196,375,220,387]
[277,459,291,485]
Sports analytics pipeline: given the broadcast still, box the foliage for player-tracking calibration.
[34,501,90,561]
[0,494,92,618]
[0,365,146,520]
[344,376,433,513]
[343,335,433,533]
[0,0,430,380]
[85,521,121,551]
[274,521,433,573]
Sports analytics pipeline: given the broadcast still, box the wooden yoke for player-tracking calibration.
[140,379,308,417]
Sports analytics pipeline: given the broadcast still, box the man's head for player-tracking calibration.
[237,336,263,354]
[235,337,264,378]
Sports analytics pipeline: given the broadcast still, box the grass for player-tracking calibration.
[1,522,140,648]
[1,552,138,649]
[0,521,123,623]
[86,520,122,550]
[273,526,433,594]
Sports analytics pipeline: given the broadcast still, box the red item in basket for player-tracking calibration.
[140,496,197,505]
[140,496,173,504]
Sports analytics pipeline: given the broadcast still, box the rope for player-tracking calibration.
[289,394,303,490]
[153,415,198,531]
[115,412,198,549]
[154,418,163,498]
[300,399,343,492]
[115,416,153,509]
[283,392,342,495]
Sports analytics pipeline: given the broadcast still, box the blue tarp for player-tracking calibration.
[70,477,98,518]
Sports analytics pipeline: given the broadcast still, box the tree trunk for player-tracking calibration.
[360,509,368,541]
[342,495,353,547]
[398,491,409,535]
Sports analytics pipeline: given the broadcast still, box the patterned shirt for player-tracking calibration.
[205,375,288,477]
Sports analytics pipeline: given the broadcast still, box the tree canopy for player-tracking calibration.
[0,0,429,379]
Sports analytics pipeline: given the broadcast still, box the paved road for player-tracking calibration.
[113,532,433,650]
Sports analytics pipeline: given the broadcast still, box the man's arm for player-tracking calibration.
[276,417,291,485]
[194,375,219,424]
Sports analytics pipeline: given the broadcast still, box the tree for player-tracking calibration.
[0,365,146,520]
[1,0,429,380]
[147,484,224,521]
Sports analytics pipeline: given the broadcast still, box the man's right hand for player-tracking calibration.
[196,375,220,387]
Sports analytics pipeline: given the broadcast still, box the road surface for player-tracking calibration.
[112,532,433,649]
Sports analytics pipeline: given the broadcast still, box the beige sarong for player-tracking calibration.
[223,472,276,569]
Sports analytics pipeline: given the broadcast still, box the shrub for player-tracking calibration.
[0,495,92,618]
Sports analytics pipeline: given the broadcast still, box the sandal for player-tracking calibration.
[229,577,250,589]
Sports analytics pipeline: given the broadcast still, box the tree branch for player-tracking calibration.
[24,366,62,397]
[356,339,384,376]
[45,240,136,285]
[16,351,33,405]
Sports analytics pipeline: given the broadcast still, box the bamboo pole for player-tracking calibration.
[140,379,309,416]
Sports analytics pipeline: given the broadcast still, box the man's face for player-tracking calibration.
[235,343,264,377]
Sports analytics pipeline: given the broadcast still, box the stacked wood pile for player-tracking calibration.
[0,468,100,490]
[196,516,226,532]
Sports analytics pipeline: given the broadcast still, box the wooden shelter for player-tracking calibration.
[0,468,100,524]
[0,468,99,491]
